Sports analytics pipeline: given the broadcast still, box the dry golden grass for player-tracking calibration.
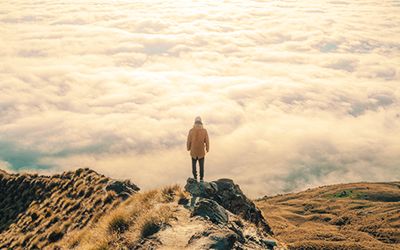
[0,168,139,249]
[160,183,181,203]
[57,184,184,250]
[127,203,173,240]
[255,182,400,250]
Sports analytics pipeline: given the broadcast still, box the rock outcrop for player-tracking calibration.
[192,198,229,225]
[182,178,278,249]
[185,177,273,233]
[0,168,139,249]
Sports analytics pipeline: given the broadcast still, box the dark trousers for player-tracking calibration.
[191,157,204,180]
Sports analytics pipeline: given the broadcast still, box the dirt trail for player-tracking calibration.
[157,204,212,250]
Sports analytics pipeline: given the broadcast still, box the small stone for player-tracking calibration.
[261,239,277,248]
[209,231,238,250]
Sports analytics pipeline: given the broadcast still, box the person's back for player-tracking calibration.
[188,125,209,159]
[187,116,209,181]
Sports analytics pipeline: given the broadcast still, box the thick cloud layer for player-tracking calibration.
[0,0,399,198]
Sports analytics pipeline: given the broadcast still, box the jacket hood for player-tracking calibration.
[193,123,203,128]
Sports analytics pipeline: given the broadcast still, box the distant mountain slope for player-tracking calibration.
[255,182,400,250]
[0,168,139,249]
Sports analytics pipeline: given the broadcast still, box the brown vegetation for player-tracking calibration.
[3,166,397,250]
[56,184,182,250]
[57,179,282,250]
[0,168,139,249]
[255,182,400,250]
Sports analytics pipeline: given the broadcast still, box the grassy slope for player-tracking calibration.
[55,183,283,250]
[255,182,400,250]
[55,184,185,250]
[0,168,138,249]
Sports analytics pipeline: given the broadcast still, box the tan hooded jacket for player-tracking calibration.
[187,123,209,158]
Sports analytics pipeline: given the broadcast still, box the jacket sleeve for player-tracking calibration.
[205,129,210,152]
[186,130,191,151]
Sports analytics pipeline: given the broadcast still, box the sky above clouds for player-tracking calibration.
[0,0,399,198]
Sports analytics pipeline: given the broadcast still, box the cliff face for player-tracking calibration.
[0,168,139,249]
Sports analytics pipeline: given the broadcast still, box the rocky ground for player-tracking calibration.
[159,177,282,249]
[54,177,285,250]
[0,168,139,249]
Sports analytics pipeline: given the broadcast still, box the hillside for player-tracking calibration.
[0,168,139,249]
[1,167,399,250]
[55,178,283,249]
[0,168,284,250]
[255,182,400,250]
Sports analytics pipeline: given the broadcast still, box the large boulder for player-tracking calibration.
[105,180,140,199]
[184,178,218,197]
[185,178,272,234]
[192,198,229,225]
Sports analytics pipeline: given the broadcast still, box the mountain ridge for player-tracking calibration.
[0,168,139,249]
[55,177,283,249]
[0,167,399,250]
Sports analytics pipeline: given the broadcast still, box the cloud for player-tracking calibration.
[0,0,399,198]
[0,160,12,172]
[0,141,54,171]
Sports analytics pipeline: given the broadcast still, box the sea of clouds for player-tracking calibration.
[0,0,399,197]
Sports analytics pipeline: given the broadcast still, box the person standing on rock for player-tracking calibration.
[187,116,209,182]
